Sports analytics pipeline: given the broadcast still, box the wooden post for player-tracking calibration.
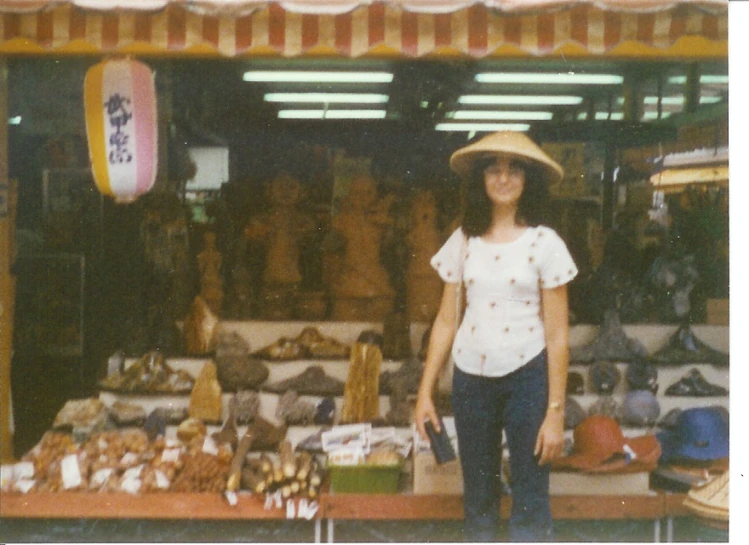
[0,57,17,462]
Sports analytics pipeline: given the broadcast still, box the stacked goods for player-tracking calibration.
[239,440,324,500]
[98,351,194,394]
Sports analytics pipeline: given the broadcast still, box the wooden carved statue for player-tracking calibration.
[330,175,395,320]
[244,172,316,319]
[405,190,443,322]
[197,230,224,315]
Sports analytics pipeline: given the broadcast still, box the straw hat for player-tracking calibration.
[449,131,564,185]
[683,471,729,523]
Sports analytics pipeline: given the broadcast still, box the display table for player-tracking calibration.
[320,492,667,543]
[1,490,683,543]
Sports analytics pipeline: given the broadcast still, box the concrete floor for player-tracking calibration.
[0,516,728,543]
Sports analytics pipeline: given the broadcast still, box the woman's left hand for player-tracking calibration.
[534,412,565,465]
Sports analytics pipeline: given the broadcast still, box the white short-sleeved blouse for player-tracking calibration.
[431,225,578,377]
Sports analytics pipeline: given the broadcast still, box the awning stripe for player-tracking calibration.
[0,3,727,57]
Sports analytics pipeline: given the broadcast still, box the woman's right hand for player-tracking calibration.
[414,392,440,442]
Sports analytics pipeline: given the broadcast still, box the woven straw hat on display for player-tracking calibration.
[683,471,729,523]
[449,131,564,186]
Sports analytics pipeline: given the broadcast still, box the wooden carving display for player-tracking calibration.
[244,172,316,319]
[183,295,219,355]
[197,230,224,315]
[330,175,395,321]
[189,361,223,423]
[341,341,383,424]
[406,190,443,322]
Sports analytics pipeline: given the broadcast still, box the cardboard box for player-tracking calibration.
[412,417,463,494]
[412,452,464,495]
[549,471,651,495]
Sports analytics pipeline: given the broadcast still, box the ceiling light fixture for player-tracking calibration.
[435,122,531,132]
[278,109,387,119]
[244,71,393,83]
[667,75,729,85]
[476,73,622,85]
[617,96,724,106]
[264,93,389,103]
[448,110,553,120]
[458,95,583,105]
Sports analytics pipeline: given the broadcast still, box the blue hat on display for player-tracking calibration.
[622,390,661,427]
[656,407,729,463]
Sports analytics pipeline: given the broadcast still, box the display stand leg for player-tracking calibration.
[327,518,334,543]
[654,518,661,542]
[666,517,674,542]
[314,518,321,543]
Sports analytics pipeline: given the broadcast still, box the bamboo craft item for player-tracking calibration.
[341,342,383,423]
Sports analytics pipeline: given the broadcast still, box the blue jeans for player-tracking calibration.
[452,350,553,542]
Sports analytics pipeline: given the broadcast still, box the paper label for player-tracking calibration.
[0,465,13,491]
[155,470,170,490]
[202,436,219,456]
[61,454,83,489]
[13,461,35,481]
[14,479,36,494]
[321,423,371,453]
[285,499,296,519]
[123,464,144,481]
[225,490,238,506]
[90,468,114,488]
[161,448,181,464]
[120,477,142,495]
[120,452,139,466]
[327,446,366,466]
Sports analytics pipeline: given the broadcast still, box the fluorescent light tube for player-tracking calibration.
[576,112,624,120]
[8,115,22,125]
[619,96,724,106]
[278,109,387,119]
[264,93,389,103]
[435,123,530,132]
[459,95,583,105]
[244,71,393,83]
[448,110,553,120]
[642,111,672,119]
[476,73,622,85]
[668,75,729,85]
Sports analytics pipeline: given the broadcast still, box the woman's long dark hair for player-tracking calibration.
[460,155,551,237]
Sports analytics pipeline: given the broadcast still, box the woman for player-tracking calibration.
[415,132,577,542]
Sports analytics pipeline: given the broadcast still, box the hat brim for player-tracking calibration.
[656,430,729,462]
[552,435,661,474]
[449,131,564,186]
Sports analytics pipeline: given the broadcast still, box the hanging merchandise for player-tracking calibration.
[84,58,158,203]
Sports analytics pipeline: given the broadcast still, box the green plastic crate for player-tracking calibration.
[328,463,403,494]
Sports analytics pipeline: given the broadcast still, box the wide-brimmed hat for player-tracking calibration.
[656,407,729,463]
[589,361,621,395]
[449,131,564,185]
[551,415,661,473]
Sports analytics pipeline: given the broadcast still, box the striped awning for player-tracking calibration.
[0,0,728,58]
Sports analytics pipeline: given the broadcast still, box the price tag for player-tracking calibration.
[13,461,35,481]
[120,452,139,466]
[225,491,238,506]
[14,479,36,494]
[61,454,82,489]
[91,468,115,488]
[155,470,170,490]
[161,448,181,463]
[202,436,219,456]
[123,464,144,481]
[120,477,142,495]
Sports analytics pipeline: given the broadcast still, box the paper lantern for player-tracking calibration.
[84,59,158,203]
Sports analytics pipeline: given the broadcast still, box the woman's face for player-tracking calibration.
[483,155,526,208]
